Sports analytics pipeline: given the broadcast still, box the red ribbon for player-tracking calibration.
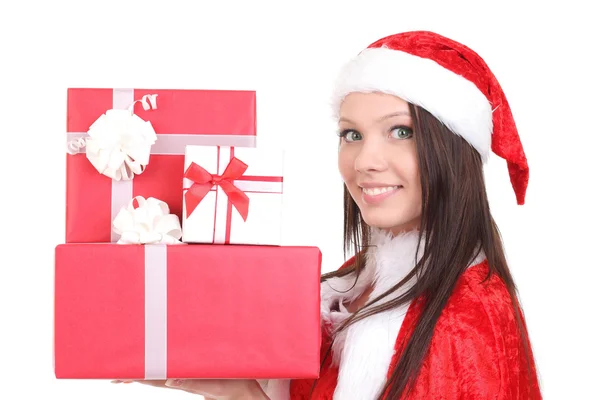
[184,157,250,221]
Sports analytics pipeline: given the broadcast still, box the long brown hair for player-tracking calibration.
[320,103,539,399]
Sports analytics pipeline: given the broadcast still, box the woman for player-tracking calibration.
[120,30,543,399]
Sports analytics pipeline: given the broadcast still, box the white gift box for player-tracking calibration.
[182,145,284,245]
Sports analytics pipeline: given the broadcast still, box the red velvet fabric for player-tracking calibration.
[290,260,542,399]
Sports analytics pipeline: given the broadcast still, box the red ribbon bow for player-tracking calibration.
[184,157,250,221]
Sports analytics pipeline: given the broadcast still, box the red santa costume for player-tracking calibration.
[260,31,542,399]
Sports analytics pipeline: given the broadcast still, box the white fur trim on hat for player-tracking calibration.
[331,47,493,161]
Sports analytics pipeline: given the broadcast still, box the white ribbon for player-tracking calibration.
[67,132,257,155]
[129,94,158,113]
[112,196,183,244]
[144,244,167,379]
[67,94,159,181]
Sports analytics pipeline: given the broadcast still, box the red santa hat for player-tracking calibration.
[331,31,529,205]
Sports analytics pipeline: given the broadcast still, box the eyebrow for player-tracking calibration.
[338,111,411,124]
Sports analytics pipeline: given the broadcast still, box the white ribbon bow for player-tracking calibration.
[68,94,159,181]
[112,196,183,244]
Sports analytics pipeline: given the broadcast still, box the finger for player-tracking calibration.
[165,379,220,396]
[164,379,256,398]
[132,379,169,388]
[133,379,190,392]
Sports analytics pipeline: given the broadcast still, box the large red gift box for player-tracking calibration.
[54,243,322,379]
[65,88,256,243]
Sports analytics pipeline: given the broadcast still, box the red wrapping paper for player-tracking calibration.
[54,243,322,379]
[65,88,256,243]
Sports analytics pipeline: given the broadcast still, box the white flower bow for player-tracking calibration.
[112,196,183,245]
[68,94,159,181]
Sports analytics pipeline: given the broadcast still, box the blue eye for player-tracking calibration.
[390,126,413,139]
[338,129,362,142]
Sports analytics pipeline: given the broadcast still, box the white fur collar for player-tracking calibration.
[320,228,485,400]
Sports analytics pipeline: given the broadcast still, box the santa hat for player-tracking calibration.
[331,31,529,205]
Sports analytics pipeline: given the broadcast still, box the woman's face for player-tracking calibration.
[338,92,422,235]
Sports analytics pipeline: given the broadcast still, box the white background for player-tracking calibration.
[1,1,598,399]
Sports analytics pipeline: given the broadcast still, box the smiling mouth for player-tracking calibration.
[361,185,402,196]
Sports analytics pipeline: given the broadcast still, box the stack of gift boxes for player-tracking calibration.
[54,88,322,380]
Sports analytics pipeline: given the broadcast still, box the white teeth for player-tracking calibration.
[362,186,399,196]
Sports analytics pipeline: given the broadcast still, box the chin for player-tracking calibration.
[361,212,400,230]
[360,209,421,233]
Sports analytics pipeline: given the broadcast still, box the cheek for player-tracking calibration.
[407,160,423,205]
[337,148,356,183]
[390,149,418,177]
[390,148,422,198]
[408,163,421,191]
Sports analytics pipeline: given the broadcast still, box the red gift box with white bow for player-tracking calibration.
[182,145,284,245]
[65,88,256,243]
[53,243,322,379]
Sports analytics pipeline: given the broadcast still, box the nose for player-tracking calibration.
[354,136,387,173]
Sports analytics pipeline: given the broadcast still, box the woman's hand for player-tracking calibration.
[112,378,269,399]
